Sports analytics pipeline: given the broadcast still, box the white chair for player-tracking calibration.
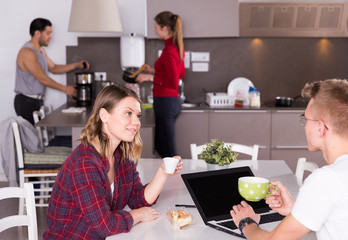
[33,105,54,147]
[12,121,71,214]
[190,143,259,169]
[0,183,38,240]
[295,157,319,186]
[33,105,72,148]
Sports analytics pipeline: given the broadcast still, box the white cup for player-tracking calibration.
[163,157,179,174]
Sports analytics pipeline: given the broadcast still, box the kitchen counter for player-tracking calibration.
[36,103,155,156]
[37,102,306,128]
[181,101,307,111]
[36,103,155,128]
[36,101,307,158]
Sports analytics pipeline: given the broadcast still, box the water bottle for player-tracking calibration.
[249,86,261,108]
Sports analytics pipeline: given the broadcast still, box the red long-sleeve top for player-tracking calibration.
[153,37,185,97]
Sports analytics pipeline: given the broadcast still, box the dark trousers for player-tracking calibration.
[14,94,43,125]
[153,97,181,158]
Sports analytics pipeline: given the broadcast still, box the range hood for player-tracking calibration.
[239,0,348,37]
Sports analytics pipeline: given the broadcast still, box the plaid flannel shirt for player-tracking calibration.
[43,143,153,239]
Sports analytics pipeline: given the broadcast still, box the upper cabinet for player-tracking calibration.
[146,0,239,38]
[239,1,348,37]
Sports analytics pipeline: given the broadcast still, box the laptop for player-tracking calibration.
[181,166,284,238]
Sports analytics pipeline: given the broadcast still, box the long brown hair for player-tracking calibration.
[80,84,143,163]
[155,11,184,61]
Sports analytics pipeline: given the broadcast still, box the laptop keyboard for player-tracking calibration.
[217,212,285,230]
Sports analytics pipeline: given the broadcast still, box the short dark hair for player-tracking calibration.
[29,18,52,37]
[302,79,348,134]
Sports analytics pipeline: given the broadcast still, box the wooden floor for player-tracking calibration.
[0,181,48,240]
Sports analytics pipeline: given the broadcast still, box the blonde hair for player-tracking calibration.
[301,79,348,135]
[155,11,184,61]
[80,84,142,163]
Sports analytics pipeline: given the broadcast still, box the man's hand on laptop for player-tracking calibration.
[230,201,260,227]
[265,181,295,216]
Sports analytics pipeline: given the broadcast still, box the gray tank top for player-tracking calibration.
[14,41,47,95]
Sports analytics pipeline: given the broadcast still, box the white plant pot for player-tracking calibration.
[206,163,229,171]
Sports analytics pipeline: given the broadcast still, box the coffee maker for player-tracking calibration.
[75,72,94,107]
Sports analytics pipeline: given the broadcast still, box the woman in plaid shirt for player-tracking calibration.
[43,84,183,239]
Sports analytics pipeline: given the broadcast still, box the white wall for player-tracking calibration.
[0,0,146,178]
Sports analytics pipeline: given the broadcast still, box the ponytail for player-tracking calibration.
[173,15,184,61]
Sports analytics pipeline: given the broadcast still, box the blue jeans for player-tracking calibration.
[153,97,181,158]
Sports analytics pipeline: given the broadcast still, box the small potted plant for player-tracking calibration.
[201,139,238,170]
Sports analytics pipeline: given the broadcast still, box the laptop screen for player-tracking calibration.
[182,167,271,222]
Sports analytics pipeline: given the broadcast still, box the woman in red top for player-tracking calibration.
[137,11,185,158]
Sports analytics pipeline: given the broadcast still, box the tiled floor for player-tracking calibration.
[0,181,48,240]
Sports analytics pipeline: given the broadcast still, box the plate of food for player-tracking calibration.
[227,77,254,106]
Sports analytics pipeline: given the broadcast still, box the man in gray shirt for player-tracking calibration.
[14,18,90,125]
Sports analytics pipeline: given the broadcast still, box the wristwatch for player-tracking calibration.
[238,217,259,236]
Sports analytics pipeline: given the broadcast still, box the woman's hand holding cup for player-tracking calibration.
[162,156,183,175]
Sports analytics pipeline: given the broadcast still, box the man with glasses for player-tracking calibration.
[230,79,348,240]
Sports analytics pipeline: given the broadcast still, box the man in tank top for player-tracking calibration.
[14,18,90,125]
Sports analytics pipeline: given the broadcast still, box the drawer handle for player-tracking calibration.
[275,110,304,113]
[213,110,268,113]
[275,145,307,149]
[181,110,206,113]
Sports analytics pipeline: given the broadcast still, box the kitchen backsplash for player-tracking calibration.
[67,37,348,105]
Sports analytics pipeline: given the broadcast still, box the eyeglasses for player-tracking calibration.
[298,113,329,130]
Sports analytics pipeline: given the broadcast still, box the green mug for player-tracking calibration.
[238,176,277,202]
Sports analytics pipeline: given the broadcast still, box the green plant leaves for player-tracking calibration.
[201,139,238,166]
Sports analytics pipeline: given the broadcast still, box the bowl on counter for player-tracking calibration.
[182,103,198,108]
[181,102,207,108]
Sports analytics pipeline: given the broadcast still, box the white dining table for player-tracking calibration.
[106,159,316,240]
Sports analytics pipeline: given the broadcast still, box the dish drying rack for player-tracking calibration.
[206,93,234,107]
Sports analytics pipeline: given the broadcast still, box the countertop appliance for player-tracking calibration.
[75,72,93,107]
[120,33,145,82]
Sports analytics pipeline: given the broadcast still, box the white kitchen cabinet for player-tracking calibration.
[146,0,239,38]
[271,110,326,173]
[175,110,209,158]
[208,110,271,160]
